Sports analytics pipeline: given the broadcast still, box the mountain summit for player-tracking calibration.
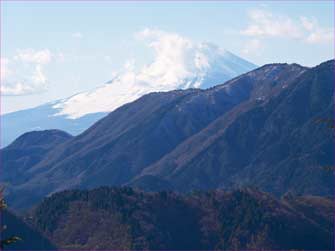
[1,48,256,147]
[53,45,256,119]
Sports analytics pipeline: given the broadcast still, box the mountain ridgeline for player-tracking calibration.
[1,60,334,211]
[1,49,257,147]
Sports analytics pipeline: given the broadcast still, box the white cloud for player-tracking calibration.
[54,28,256,119]
[1,49,52,96]
[31,65,47,86]
[135,28,196,88]
[123,58,136,71]
[242,39,262,55]
[1,65,48,96]
[14,49,52,64]
[56,52,65,62]
[241,9,302,39]
[305,30,333,44]
[1,58,11,81]
[300,16,317,31]
[242,9,334,45]
[72,32,83,39]
[300,17,333,44]
[1,81,45,96]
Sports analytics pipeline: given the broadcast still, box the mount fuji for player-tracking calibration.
[1,40,257,147]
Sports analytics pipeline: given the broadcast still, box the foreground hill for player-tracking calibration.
[139,60,334,196]
[29,187,333,250]
[2,60,334,211]
[0,130,73,209]
[0,104,105,148]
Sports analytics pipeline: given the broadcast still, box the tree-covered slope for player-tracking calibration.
[140,60,334,196]
[30,187,333,250]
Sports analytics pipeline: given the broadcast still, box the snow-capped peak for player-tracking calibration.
[53,29,257,119]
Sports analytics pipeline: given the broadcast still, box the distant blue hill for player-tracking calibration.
[1,103,106,147]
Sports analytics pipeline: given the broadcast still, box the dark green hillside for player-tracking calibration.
[30,187,333,250]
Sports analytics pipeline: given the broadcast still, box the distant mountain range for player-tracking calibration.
[1,59,333,211]
[28,187,334,250]
[1,49,257,147]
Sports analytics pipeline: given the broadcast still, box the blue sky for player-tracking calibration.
[1,1,334,114]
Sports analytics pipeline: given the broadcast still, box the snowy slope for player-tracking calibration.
[53,43,256,119]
